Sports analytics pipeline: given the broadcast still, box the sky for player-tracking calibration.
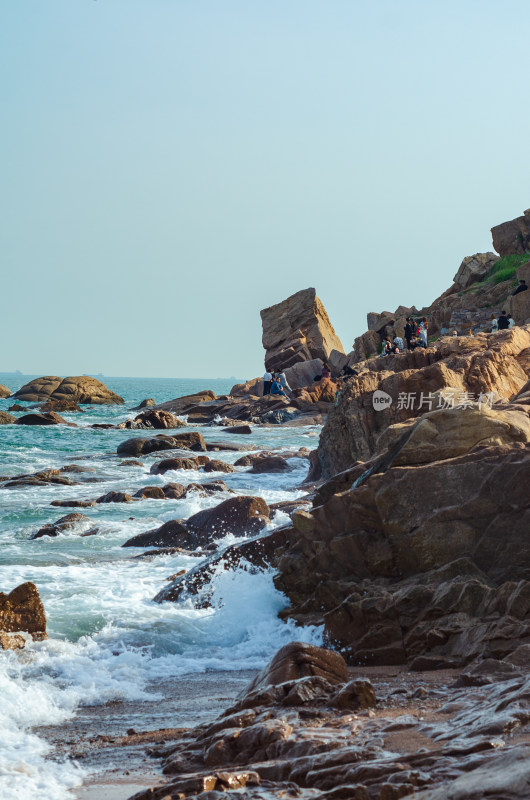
[2,0,530,378]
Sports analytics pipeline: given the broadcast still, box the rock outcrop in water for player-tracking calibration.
[0,384,11,398]
[261,287,344,372]
[0,582,47,649]
[13,375,124,405]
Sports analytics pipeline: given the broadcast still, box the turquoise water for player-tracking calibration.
[0,374,322,798]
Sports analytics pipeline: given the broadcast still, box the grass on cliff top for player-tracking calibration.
[483,252,530,285]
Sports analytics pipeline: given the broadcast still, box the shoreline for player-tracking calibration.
[36,670,258,800]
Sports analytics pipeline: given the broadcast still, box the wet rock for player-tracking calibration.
[155,390,217,414]
[249,456,291,474]
[39,398,85,412]
[223,424,252,434]
[118,409,187,430]
[206,441,254,452]
[117,432,207,457]
[244,643,348,696]
[122,519,192,549]
[118,459,144,467]
[96,491,135,504]
[132,398,156,410]
[0,411,16,424]
[13,375,124,404]
[8,403,25,411]
[133,486,166,500]
[0,582,46,639]
[15,411,73,426]
[150,457,200,474]
[0,384,11,398]
[186,496,270,539]
[202,459,235,474]
[330,679,377,710]
[162,483,188,500]
[50,499,96,508]
[32,512,91,539]
[0,632,27,650]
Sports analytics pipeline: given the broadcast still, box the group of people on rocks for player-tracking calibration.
[380,317,429,357]
[263,369,292,397]
[491,311,516,332]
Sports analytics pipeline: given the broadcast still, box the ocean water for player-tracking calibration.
[0,374,323,798]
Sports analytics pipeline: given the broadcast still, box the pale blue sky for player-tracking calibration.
[2,1,529,378]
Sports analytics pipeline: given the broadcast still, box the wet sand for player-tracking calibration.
[36,670,258,800]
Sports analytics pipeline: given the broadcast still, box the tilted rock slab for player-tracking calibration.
[261,287,344,373]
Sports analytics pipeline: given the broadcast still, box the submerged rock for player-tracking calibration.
[16,411,73,426]
[32,513,91,539]
[117,432,207,457]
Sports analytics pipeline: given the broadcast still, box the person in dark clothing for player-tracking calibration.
[404,317,414,349]
[270,377,286,396]
[321,363,332,379]
[341,364,358,378]
[512,279,528,296]
[497,311,510,330]
[263,370,273,395]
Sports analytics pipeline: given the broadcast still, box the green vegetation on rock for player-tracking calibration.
[482,252,530,285]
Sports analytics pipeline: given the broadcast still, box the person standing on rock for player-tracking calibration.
[491,314,499,333]
[419,318,428,348]
[263,370,273,396]
[497,311,510,330]
[404,317,414,350]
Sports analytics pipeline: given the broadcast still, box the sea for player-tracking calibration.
[0,374,323,799]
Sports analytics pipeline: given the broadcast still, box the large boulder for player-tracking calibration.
[155,390,217,414]
[0,411,16,425]
[118,409,187,430]
[16,412,71,426]
[0,384,11,398]
[117,431,207,457]
[122,519,193,549]
[13,376,124,405]
[243,643,348,696]
[186,496,270,539]
[492,208,530,256]
[32,513,91,539]
[453,252,499,289]
[261,288,344,372]
[0,582,46,640]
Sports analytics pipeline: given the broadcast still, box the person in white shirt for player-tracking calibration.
[393,335,404,352]
[263,370,273,395]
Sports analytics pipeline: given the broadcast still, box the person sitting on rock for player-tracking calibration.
[270,376,286,397]
[393,334,404,352]
[341,364,358,378]
[509,315,516,328]
[497,311,510,330]
[512,279,528,296]
[419,318,428,348]
[277,369,292,395]
[263,370,273,396]
[321,363,332,379]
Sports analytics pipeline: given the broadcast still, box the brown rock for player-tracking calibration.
[491,208,530,256]
[32,512,91,539]
[155,390,217,415]
[0,384,11,398]
[243,642,348,695]
[0,411,16,424]
[39,398,84,412]
[223,424,252,434]
[0,582,46,637]
[96,491,135,503]
[117,431,206,457]
[122,519,192,548]
[186,495,270,539]
[50,499,96,508]
[250,456,291,474]
[202,459,235,473]
[16,412,72,426]
[118,459,144,467]
[261,288,345,372]
[331,679,377,709]
[150,457,200,474]
[453,252,499,289]
[162,482,187,499]
[13,375,124,404]
[118,409,187,430]
[133,486,166,500]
